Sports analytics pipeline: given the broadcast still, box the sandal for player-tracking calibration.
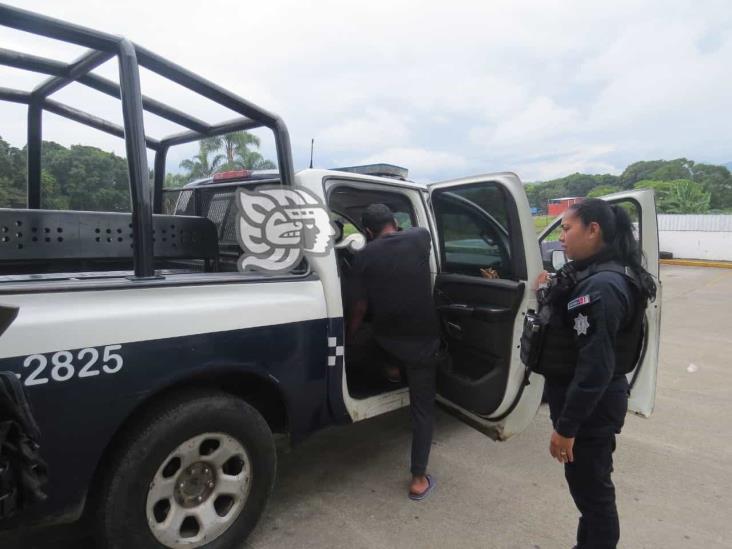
[408,474,435,501]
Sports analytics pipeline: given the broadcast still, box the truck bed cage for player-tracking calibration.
[0,3,295,278]
[0,208,219,273]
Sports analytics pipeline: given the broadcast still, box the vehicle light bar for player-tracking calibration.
[212,169,252,181]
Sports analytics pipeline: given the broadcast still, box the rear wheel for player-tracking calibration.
[96,391,276,549]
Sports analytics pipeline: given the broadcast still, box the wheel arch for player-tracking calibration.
[83,369,289,519]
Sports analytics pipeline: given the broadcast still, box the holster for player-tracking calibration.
[520,309,546,370]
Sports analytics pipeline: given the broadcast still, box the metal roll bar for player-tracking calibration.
[0,3,295,278]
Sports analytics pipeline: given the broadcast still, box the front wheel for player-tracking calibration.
[96,391,276,549]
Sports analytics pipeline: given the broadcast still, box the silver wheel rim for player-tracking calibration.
[146,433,252,548]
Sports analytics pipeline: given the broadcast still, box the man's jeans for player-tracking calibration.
[405,359,437,476]
[373,335,441,477]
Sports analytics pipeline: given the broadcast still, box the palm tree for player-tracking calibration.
[665,180,711,213]
[179,147,224,181]
[200,131,275,170]
[180,131,276,181]
[239,149,276,170]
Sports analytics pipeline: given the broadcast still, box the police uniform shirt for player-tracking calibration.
[546,268,636,439]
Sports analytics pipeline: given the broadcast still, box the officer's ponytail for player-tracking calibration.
[569,199,657,301]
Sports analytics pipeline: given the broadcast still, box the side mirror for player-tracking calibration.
[551,249,567,271]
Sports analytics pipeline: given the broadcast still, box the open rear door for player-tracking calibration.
[538,189,662,416]
[426,173,545,440]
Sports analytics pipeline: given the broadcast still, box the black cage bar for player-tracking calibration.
[0,2,295,279]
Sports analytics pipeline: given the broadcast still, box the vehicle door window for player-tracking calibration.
[328,185,417,235]
[432,182,514,279]
[163,180,309,276]
[538,199,641,272]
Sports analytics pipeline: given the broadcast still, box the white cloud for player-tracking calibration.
[513,145,620,182]
[1,0,730,182]
[470,97,581,150]
[318,110,411,152]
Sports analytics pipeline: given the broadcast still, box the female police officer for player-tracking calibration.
[533,199,657,549]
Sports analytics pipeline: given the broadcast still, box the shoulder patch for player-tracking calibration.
[567,294,591,311]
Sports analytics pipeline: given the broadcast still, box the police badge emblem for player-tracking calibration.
[573,313,590,336]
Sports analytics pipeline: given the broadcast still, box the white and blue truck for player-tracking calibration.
[0,4,662,549]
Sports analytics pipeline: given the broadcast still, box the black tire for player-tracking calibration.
[95,390,276,549]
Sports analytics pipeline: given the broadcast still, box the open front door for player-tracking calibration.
[427,173,545,440]
[538,189,662,416]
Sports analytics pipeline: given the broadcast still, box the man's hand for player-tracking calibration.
[534,270,550,291]
[549,430,575,464]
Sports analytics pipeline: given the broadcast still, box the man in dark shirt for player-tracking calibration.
[347,204,441,501]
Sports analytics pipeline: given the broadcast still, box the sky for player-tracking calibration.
[1,0,730,183]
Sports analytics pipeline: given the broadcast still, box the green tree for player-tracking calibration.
[40,170,70,210]
[634,179,711,213]
[587,185,622,198]
[525,172,621,210]
[689,162,732,210]
[563,173,620,197]
[524,180,568,211]
[198,131,276,172]
[617,158,732,209]
[0,136,27,207]
[0,137,130,211]
[42,144,130,211]
[164,172,188,188]
[238,149,276,170]
[0,174,25,207]
[179,147,224,181]
[633,180,674,211]
[663,180,711,213]
[619,159,693,189]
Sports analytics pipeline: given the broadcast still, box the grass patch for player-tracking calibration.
[533,215,555,233]
[534,215,561,241]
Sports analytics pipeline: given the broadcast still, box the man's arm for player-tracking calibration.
[347,299,368,343]
[346,247,368,343]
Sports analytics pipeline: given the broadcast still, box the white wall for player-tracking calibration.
[659,231,732,261]
[657,215,732,261]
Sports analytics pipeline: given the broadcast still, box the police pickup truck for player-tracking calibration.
[0,4,662,549]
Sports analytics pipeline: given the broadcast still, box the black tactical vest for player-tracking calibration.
[524,262,646,378]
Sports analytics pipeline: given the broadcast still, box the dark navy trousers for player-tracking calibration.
[565,435,619,549]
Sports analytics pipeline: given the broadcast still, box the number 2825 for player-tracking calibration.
[20,345,124,386]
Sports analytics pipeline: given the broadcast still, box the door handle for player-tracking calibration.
[445,321,463,339]
[446,321,462,333]
[472,305,512,322]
